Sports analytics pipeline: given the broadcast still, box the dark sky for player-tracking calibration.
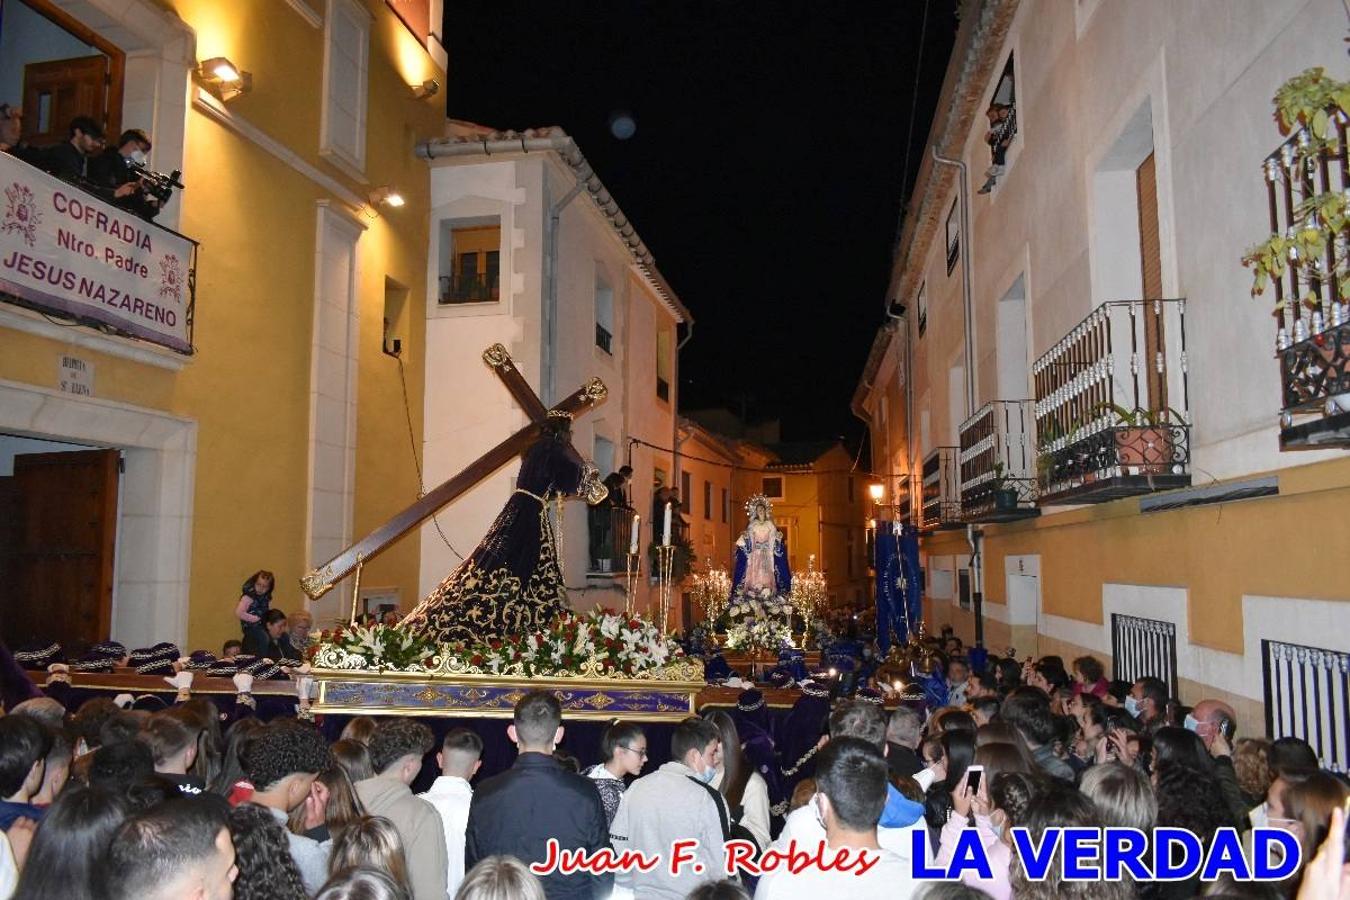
[444,1,957,444]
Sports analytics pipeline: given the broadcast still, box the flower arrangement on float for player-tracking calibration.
[308,607,684,677]
[723,585,793,654]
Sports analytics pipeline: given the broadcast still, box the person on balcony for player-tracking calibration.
[88,128,161,219]
[22,116,106,182]
[602,465,632,508]
[978,102,1015,194]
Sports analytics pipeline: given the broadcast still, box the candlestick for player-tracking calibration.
[662,502,672,546]
[629,514,640,555]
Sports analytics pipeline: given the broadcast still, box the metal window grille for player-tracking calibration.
[1263,639,1350,774]
[1110,613,1178,698]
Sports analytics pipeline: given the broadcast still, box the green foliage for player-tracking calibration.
[1093,404,1187,429]
[1242,68,1350,316]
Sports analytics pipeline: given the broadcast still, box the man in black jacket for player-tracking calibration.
[465,690,612,900]
[87,128,160,219]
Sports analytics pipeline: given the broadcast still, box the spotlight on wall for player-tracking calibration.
[369,186,405,209]
[196,57,252,101]
[410,78,440,100]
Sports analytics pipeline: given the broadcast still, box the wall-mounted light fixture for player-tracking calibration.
[868,483,885,502]
[197,57,252,101]
[410,78,440,100]
[369,187,405,209]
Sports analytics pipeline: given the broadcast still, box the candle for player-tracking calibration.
[630,514,640,555]
[663,502,672,546]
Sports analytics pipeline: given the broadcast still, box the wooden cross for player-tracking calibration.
[300,344,607,600]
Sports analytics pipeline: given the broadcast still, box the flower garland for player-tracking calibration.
[724,585,793,654]
[308,607,682,677]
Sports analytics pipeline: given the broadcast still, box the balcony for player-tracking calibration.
[959,400,1039,522]
[920,447,962,530]
[438,271,500,304]
[0,151,196,354]
[588,504,637,574]
[595,322,613,354]
[1033,299,1192,505]
[1259,124,1350,450]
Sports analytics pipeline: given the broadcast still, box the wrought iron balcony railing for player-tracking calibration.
[438,272,500,304]
[920,447,962,530]
[588,504,636,573]
[1261,118,1350,450]
[595,323,613,354]
[1032,299,1192,504]
[959,400,1039,522]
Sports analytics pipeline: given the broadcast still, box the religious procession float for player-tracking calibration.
[299,345,705,721]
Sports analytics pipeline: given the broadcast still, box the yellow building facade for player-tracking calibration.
[0,0,447,651]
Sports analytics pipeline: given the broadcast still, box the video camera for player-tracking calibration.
[126,160,184,205]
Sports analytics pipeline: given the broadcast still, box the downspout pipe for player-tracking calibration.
[931,146,984,648]
[673,322,695,495]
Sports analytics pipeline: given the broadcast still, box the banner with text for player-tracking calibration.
[0,152,195,353]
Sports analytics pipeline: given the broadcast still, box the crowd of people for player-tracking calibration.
[1,615,1348,900]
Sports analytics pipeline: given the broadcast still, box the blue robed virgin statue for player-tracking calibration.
[726,495,793,650]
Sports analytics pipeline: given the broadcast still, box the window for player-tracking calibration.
[593,436,615,482]
[437,220,501,304]
[656,329,672,402]
[320,0,370,176]
[762,476,784,500]
[703,480,712,520]
[680,472,691,513]
[945,199,960,274]
[917,282,927,338]
[721,487,729,523]
[979,54,1018,194]
[595,273,614,354]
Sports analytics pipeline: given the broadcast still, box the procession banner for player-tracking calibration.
[0,151,195,353]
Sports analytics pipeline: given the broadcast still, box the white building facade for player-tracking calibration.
[419,124,691,620]
[855,0,1350,768]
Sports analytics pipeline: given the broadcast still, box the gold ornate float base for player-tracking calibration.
[311,667,704,722]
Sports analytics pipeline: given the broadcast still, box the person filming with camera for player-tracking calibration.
[88,128,163,219]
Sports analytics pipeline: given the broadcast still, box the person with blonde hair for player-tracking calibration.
[328,816,410,894]
[455,855,547,900]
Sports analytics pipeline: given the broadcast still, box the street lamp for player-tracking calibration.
[868,483,885,502]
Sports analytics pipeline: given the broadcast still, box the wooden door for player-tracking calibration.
[1136,152,1167,410]
[1,450,119,651]
[22,55,109,147]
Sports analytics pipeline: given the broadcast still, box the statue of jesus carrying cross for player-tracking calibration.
[300,344,610,644]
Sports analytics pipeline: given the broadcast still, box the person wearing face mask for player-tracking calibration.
[1183,698,1251,827]
[611,716,726,899]
[87,128,161,219]
[1125,676,1168,735]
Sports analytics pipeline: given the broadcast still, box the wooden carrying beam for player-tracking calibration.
[301,350,606,600]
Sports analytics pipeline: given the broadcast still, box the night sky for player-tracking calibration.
[444,1,958,443]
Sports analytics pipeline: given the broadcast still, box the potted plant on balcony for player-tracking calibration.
[988,463,1020,513]
[1100,405,1186,475]
[1242,68,1350,414]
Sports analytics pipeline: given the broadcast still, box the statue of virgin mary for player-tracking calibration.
[725,495,794,652]
[731,494,792,601]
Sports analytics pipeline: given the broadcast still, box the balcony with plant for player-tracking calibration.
[1242,68,1350,450]
[959,400,1039,522]
[1033,300,1192,504]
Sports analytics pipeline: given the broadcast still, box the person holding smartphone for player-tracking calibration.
[933,758,1015,900]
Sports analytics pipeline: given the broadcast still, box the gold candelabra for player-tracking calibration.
[790,553,826,646]
[655,545,677,634]
[691,561,732,636]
